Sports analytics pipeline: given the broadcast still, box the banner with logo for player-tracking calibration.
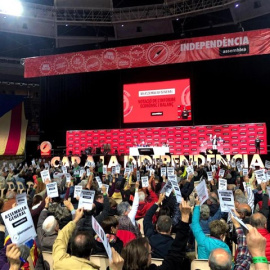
[24,29,270,78]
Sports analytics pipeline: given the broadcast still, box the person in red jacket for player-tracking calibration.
[135,184,158,220]
[250,212,270,261]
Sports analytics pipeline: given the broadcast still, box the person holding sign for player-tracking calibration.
[53,208,99,270]
[93,216,124,256]
[36,196,60,252]
[191,197,231,259]
[1,243,30,270]
[118,200,192,270]
[143,193,174,259]
[117,181,141,240]
[76,185,110,236]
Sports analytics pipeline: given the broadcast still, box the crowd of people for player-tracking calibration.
[0,156,269,270]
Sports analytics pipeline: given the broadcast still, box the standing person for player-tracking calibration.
[210,134,218,151]
[255,136,261,154]
[181,106,189,119]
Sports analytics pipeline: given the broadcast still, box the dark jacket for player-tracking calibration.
[143,203,174,258]
[123,219,191,270]
[77,194,110,235]
[37,209,58,252]
[93,234,123,256]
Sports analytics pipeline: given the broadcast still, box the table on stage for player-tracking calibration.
[129,146,170,156]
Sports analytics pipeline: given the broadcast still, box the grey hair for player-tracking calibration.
[117,201,131,216]
[234,195,248,204]
[156,215,172,233]
[209,248,232,270]
[42,215,58,233]
[138,191,146,202]
[200,204,210,220]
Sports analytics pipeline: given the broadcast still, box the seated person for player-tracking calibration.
[200,204,222,234]
[143,193,174,258]
[93,216,123,255]
[191,198,231,259]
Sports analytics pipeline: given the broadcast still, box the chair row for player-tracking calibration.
[39,251,164,270]
[0,181,34,198]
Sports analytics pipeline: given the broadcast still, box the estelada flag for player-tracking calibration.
[0,95,28,155]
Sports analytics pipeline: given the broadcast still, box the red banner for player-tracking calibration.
[66,123,267,156]
[24,29,270,78]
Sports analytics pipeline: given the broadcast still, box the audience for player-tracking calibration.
[1,156,270,270]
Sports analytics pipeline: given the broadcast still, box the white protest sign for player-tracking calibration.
[141,176,149,188]
[95,176,103,188]
[40,170,51,183]
[218,190,234,212]
[254,169,267,184]
[195,180,209,205]
[79,169,85,178]
[124,167,131,177]
[111,167,116,175]
[136,171,140,181]
[266,171,270,181]
[85,160,92,168]
[115,165,120,174]
[167,167,175,176]
[242,168,248,176]
[74,185,82,198]
[207,171,213,180]
[65,173,71,183]
[46,182,59,198]
[218,178,227,191]
[16,193,27,206]
[229,209,249,231]
[78,190,95,210]
[168,175,182,203]
[161,167,166,177]
[186,166,194,175]
[219,169,225,178]
[86,168,91,176]
[73,170,80,177]
[92,216,112,260]
[103,165,107,175]
[265,160,270,169]
[1,204,37,245]
[211,165,216,172]
[160,182,173,197]
[62,166,67,174]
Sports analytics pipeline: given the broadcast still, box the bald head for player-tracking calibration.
[236,203,252,219]
[209,248,232,270]
[250,212,267,228]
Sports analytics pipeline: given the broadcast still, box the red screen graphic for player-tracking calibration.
[123,79,191,123]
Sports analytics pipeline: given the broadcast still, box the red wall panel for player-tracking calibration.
[66,123,267,155]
